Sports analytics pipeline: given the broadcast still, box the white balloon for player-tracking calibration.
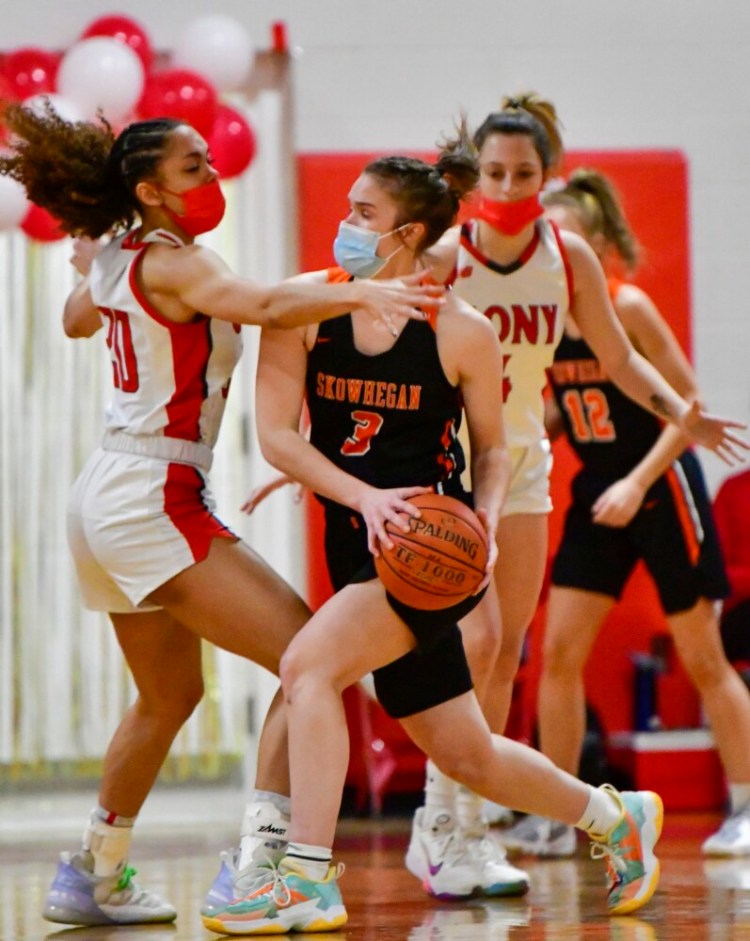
[173,15,254,91]
[0,172,29,231]
[57,37,145,124]
[23,93,85,124]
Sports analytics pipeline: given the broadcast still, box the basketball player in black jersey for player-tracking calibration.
[500,170,750,860]
[204,140,667,935]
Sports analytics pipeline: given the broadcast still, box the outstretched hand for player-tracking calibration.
[681,401,750,466]
[355,271,445,336]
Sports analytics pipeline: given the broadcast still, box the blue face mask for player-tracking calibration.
[333,220,406,279]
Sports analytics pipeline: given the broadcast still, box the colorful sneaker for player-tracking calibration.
[496,814,577,858]
[702,802,750,856]
[42,850,176,926]
[202,857,347,935]
[406,807,489,900]
[589,786,663,915]
[462,828,529,897]
[201,801,289,916]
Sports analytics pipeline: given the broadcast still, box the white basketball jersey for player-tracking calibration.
[90,229,243,448]
[454,218,571,448]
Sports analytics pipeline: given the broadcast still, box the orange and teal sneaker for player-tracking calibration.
[202,856,348,935]
[589,785,664,915]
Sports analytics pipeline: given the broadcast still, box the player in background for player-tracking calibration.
[0,102,442,928]
[498,169,750,858]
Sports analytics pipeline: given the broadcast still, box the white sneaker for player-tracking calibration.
[461,825,529,897]
[702,802,750,856]
[482,800,515,826]
[406,807,481,899]
[497,814,577,858]
[406,807,528,899]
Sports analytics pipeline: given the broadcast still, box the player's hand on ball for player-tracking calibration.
[375,494,491,610]
[357,485,432,556]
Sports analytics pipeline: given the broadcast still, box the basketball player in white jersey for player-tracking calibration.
[0,102,443,928]
[390,94,749,891]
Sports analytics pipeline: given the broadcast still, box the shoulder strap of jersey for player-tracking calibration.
[547,217,575,311]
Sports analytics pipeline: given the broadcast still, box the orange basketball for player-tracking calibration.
[374,493,489,611]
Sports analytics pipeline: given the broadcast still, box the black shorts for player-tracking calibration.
[720,600,750,663]
[323,495,479,719]
[551,450,729,615]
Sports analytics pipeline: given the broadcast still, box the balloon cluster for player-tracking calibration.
[0,13,260,241]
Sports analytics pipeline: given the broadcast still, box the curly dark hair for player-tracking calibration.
[364,118,478,254]
[0,101,182,239]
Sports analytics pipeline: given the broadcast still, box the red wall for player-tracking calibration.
[296,150,700,790]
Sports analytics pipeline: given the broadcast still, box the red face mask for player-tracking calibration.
[160,178,226,236]
[477,193,544,236]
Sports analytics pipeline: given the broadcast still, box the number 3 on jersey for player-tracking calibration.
[561,388,615,442]
[341,410,384,456]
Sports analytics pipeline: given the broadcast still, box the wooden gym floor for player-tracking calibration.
[1,787,748,941]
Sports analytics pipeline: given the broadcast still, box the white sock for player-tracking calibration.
[424,760,459,815]
[283,842,331,881]
[83,808,134,877]
[239,792,290,870]
[575,785,622,838]
[456,786,486,836]
[729,783,750,813]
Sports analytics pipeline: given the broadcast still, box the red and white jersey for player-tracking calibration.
[90,229,243,449]
[454,218,572,448]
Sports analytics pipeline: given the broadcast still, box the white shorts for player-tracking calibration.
[501,439,553,517]
[67,433,236,613]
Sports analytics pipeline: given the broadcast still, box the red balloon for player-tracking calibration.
[21,204,67,242]
[207,104,256,179]
[80,14,154,72]
[2,47,58,100]
[0,73,17,146]
[0,72,18,104]
[138,69,218,138]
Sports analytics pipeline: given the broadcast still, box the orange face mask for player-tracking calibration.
[477,193,543,236]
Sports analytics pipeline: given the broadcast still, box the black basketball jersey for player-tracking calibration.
[547,322,663,477]
[306,310,465,500]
